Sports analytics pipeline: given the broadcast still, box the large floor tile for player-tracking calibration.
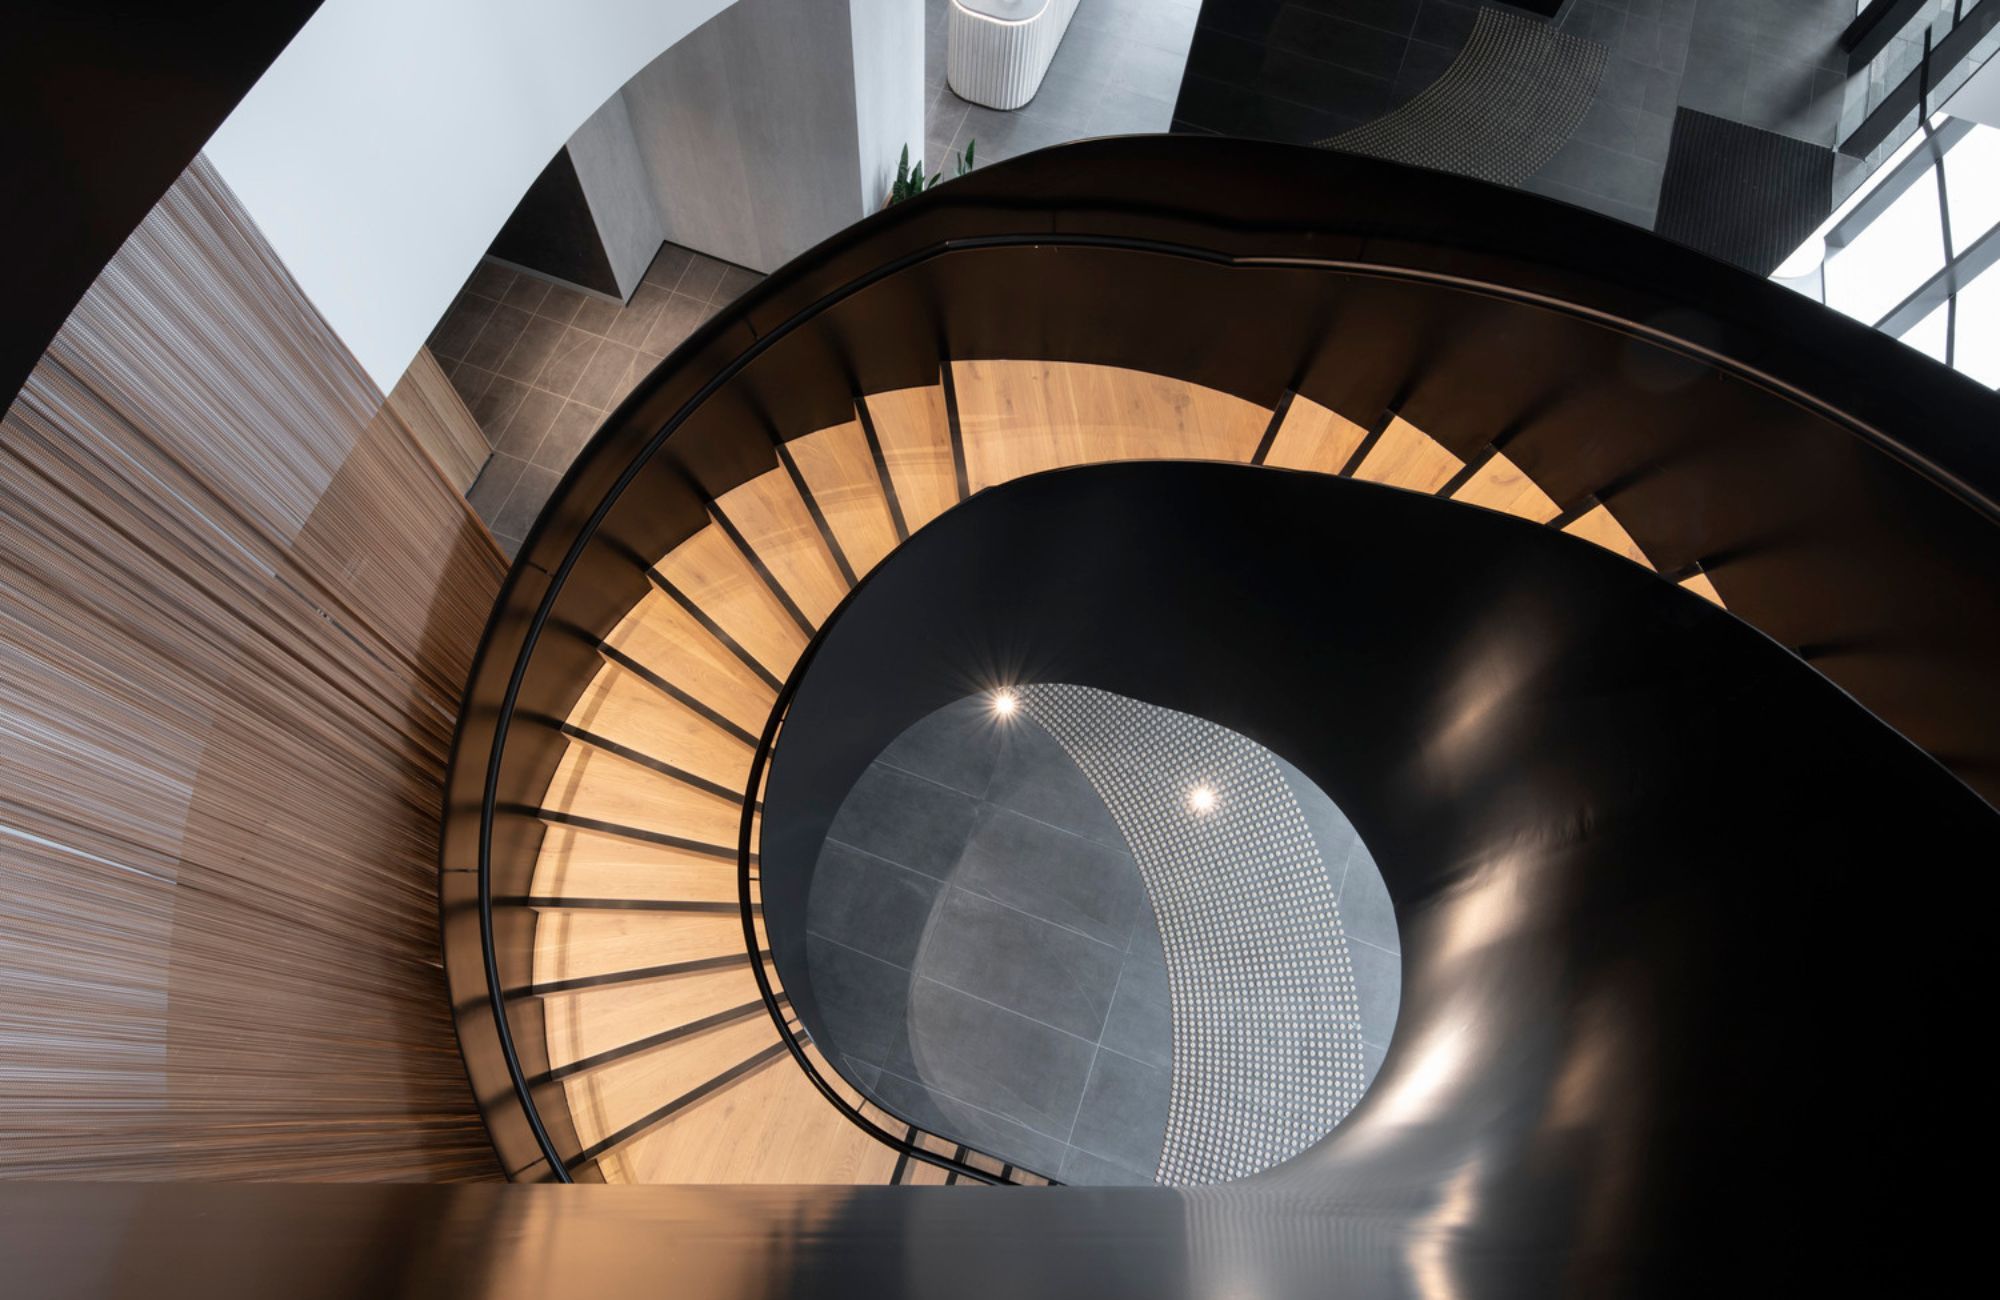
[825,761,982,880]
[913,887,1123,1040]
[807,839,949,969]
[985,721,1129,851]
[869,1067,1071,1178]
[890,977,1098,1138]
[876,696,1005,798]
[1068,1047,1170,1176]
[953,804,1146,949]
[1098,953,1172,1070]
[807,933,918,1066]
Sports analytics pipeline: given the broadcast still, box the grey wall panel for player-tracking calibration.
[568,92,667,301]
[620,0,921,272]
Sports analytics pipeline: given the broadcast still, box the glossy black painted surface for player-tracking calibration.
[443,138,2000,1186]
[488,147,621,298]
[764,461,1996,1284]
[0,1,324,405]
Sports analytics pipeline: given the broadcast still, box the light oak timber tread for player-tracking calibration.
[785,418,901,578]
[565,659,756,793]
[542,963,770,1068]
[1451,450,1561,523]
[863,384,959,529]
[1262,395,1370,473]
[1680,571,1725,606]
[1353,415,1464,493]
[529,822,741,906]
[534,911,751,986]
[1563,502,1655,570]
[651,524,809,682]
[620,1039,903,1184]
[565,1009,781,1141]
[601,588,777,735]
[950,359,1269,492]
[712,466,851,625]
[540,741,750,850]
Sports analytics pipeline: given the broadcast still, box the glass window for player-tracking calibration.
[1953,269,2000,388]
[1823,165,1946,325]
[1900,298,1951,363]
[1943,123,2000,247]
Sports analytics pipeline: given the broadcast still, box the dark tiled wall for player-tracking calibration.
[427,246,763,556]
[1174,0,1855,231]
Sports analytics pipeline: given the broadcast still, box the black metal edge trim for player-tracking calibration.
[776,439,861,587]
[1250,389,1296,466]
[938,359,972,502]
[853,393,912,542]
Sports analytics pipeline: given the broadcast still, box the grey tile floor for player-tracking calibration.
[807,697,1172,1184]
[1175,0,1860,231]
[428,245,764,557]
[924,0,1200,176]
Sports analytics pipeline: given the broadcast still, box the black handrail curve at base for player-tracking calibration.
[440,137,2000,1188]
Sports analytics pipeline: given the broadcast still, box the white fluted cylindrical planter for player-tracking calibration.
[947,0,1084,112]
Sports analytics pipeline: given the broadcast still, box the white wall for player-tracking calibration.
[205,0,737,389]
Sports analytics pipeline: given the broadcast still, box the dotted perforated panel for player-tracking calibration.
[1019,684,1368,1185]
[1317,5,1607,188]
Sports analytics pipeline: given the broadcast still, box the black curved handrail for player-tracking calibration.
[441,137,2000,1186]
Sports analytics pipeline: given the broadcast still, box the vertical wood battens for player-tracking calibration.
[0,155,502,1179]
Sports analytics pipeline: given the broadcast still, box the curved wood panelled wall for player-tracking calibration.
[1,157,500,1178]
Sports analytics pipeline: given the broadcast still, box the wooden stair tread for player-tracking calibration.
[619,1046,902,1184]
[1354,416,1463,493]
[865,384,958,531]
[1451,450,1561,523]
[1563,502,1654,569]
[714,466,850,625]
[534,911,751,985]
[653,525,809,681]
[543,741,748,849]
[786,419,900,577]
[529,822,741,905]
[602,588,777,735]
[1263,395,1369,473]
[567,661,756,792]
[952,359,1268,492]
[564,1013,781,1148]
[543,964,769,1069]
[1680,571,1724,605]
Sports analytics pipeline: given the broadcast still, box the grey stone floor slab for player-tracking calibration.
[876,696,1004,798]
[1098,952,1172,1070]
[984,721,1129,851]
[953,803,1146,948]
[913,886,1124,1040]
[808,839,948,969]
[888,977,1100,1138]
[1068,1047,1171,1176]
[824,761,981,880]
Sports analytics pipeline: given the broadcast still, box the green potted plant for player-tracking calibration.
[887,139,976,207]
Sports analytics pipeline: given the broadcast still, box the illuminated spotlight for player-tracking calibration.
[991,688,1019,718]
[1187,784,1218,815]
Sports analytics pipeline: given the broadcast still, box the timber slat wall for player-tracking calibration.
[0,156,503,1178]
